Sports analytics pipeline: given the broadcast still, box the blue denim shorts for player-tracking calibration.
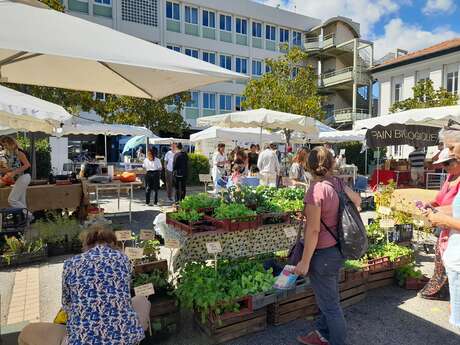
[447,270,460,328]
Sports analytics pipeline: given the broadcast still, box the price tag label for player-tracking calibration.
[206,241,222,254]
[380,219,395,228]
[165,239,181,249]
[139,229,155,241]
[125,247,144,259]
[378,206,392,216]
[284,226,298,238]
[115,230,132,241]
[134,283,155,297]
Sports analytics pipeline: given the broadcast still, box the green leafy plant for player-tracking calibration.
[169,209,204,223]
[343,260,365,271]
[366,220,386,246]
[33,213,81,246]
[365,243,414,262]
[395,264,423,287]
[2,236,45,265]
[274,187,305,201]
[187,153,210,185]
[133,269,173,295]
[213,203,256,221]
[179,193,220,211]
[273,199,304,213]
[140,239,160,262]
[224,185,259,208]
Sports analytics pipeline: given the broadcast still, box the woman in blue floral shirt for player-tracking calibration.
[19,225,146,345]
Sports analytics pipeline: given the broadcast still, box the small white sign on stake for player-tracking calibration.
[378,206,392,216]
[125,247,144,260]
[134,283,155,297]
[380,219,395,228]
[115,230,132,242]
[165,239,181,249]
[339,149,346,156]
[206,241,222,254]
[284,226,298,238]
[139,229,155,241]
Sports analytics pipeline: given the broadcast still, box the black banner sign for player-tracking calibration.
[365,124,439,148]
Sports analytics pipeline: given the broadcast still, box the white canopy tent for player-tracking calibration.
[0,84,71,134]
[149,137,190,145]
[196,108,318,143]
[0,1,246,99]
[353,105,460,130]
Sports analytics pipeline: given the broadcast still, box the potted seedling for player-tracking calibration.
[0,235,47,267]
[210,203,257,231]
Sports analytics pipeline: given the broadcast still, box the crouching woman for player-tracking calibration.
[19,225,149,345]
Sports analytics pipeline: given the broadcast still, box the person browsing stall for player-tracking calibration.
[409,146,427,186]
[211,143,227,192]
[294,146,361,345]
[257,143,280,187]
[173,142,188,202]
[164,143,176,202]
[143,148,162,206]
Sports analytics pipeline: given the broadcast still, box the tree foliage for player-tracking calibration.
[390,79,458,113]
[39,0,65,11]
[242,47,323,144]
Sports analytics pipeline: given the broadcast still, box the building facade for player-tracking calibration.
[63,0,374,129]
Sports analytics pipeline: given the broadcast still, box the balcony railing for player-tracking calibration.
[320,66,370,87]
[330,108,370,124]
[304,34,335,50]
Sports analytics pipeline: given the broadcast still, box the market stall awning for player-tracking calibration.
[190,126,283,144]
[0,84,71,134]
[61,118,154,137]
[0,1,246,99]
[122,135,159,154]
[364,124,439,149]
[353,105,460,130]
[149,137,190,145]
[196,108,318,134]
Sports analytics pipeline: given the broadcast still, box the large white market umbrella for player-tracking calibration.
[0,84,71,134]
[196,109,318,143]
[353,105,460,130]
[0,1,246,99]
[190,126,283,144]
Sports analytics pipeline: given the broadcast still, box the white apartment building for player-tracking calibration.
[372,38,460,158]
[62,0,321,127]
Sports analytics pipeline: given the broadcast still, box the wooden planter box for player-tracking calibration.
[368,261,395,290]
[257,213,290,226]
[340,269,369,308]
[205,215,258,232]
[166,213,216,234]
[405,276,429,290]
[194,308,267,344]
[268,279,317,326]
[367,257,392,273]
[144,295,180,340]
[134,259,168,275]
[251,291,277,310]
[0,246,47,268]
[392,254,414,269]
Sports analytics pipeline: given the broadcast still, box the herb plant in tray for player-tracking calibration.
[179,193,220,213]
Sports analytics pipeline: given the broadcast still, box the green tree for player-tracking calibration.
[242,47,323,145]
[390,79,458,113]
[39,0,64,11]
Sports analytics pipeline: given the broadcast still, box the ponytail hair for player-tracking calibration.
[307,146,334,177]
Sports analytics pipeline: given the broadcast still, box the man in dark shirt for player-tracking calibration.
[408,146,426,187]
[172,142,188,202]
[247,144,259,172]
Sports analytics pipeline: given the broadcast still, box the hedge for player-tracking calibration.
[187,153,210,185]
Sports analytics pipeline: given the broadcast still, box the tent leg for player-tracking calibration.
[365,148,368,175]
[104,134,108,164]
[377,148,380,188]
[259,126,263,146]
[145,135,149,154]
[31,133,36,180]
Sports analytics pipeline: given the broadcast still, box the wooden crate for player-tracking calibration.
[368,269,395,290]
[134,259,168,275]
[147,296,180,340]
[339,269,369,308]
[194,308,267,344]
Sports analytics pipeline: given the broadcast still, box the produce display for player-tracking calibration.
[179,193,221,211]
[364,242,413,262]
[175,258,275,322]
[1,235,46,266]
[133,269,174,297]
[213,203,256,221]
[169,209,204,223]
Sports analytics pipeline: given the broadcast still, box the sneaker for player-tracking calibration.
[297,331,329,345]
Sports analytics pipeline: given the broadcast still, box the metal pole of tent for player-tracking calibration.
[104,134,108,164]
[377,147,380,187]
[365,148,368,175]
[145,135,149,154]
[259,126,263,146]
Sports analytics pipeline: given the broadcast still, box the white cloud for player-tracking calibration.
[373,18,459,58]
[423,0,456,14]
[256,0,400,36]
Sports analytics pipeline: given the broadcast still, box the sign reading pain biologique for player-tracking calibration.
[365,124,439,148]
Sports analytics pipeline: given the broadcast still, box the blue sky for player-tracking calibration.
[256,0,460,58]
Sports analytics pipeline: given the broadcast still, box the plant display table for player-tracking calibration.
[165,222,301,271]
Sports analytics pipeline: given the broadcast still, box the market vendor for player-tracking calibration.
[18,224,149,345]
[0,136,32,214]
[212,143,227,192]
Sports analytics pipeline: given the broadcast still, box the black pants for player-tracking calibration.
[175,176,186,202]
[145,170,160,204]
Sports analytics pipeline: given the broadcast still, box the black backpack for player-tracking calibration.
[322,179,368,260]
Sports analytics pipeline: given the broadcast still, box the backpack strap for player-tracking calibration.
[321,218,339,242]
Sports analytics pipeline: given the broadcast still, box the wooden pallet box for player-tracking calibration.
[194,307,267,344]
[368,267,395,290]
[149,296,180,339]
[339,269,369,308]
[134,259,168,275]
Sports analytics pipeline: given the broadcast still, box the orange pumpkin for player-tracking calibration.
[2,175,14,186]
[119,172,136,183]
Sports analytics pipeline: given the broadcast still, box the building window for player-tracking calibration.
[94,92,106,101]
[166,1,179,20]
[94,0,111,5]
[219,55,232,70]
[186,91,199,108]
[279,28,289,43]
[202,51,216,64]
[235,96,245,111]
[122,0,158,27]
[265,25,276,41]
[166,45,181,52]
[236,18,247,35]
[252,22,262,38]
[219,14,232,31]
[185,6,198,24]
[292,67,299,78]
[252,60,262,76]
[220,95,232,111]
[203,93,216,109]
[394,83,402,103]
[265,64,272,73]
[235,57,248,74]
[292,31,301,46]
[202,9,215,28]
[447,71,459,94]
[185,48,199,58]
